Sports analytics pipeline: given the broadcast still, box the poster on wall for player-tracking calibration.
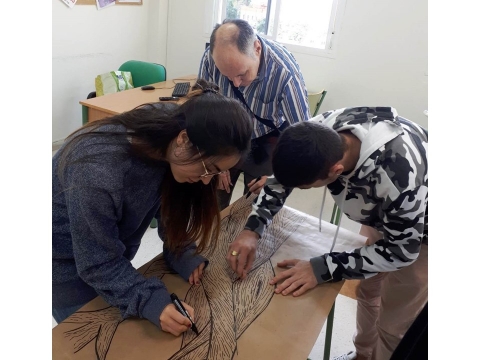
[60,0,78,8]
[96,0,115,10]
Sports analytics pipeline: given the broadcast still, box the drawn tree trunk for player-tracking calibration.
[61,196,305,360]
[168,196,305,359]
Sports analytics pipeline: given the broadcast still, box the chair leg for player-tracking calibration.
[82,105,88,125]
[150,218,158,229]
[323,301,336,360]
[322,203,342,359]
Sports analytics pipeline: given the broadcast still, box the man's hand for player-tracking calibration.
[188,262,206,285]
[247,175,268,195]
[159,302,195,336]
[217,170,232,193]
[269,259,318,297]
[227,230,259,279]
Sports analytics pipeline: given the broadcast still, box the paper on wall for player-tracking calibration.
[96,0,115,10]
[60,0,77,8]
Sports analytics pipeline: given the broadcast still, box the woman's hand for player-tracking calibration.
[159,302,195,336]
[217,170,232,193]
[189,262,206,285]
[247,176,268,195]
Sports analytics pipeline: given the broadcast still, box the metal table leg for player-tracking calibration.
[323,301,336,360]
[323,204,342,360]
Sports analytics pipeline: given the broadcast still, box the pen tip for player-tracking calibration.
[192,325,199,335]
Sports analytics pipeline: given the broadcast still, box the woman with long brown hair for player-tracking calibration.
[52,79,252,336]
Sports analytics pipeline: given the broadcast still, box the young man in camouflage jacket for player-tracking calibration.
[227,107,428,360]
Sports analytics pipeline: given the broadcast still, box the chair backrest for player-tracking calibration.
[118,60,167,87]
[82,61,167,125]
[307,90,327,117]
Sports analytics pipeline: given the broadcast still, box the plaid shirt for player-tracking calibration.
[198,36,310,139]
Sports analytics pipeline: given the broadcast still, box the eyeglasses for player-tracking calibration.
[197,146,228,178]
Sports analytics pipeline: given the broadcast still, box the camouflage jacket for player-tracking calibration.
[244,107,428,284]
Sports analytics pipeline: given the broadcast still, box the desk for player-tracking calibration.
[80,75,198,122]
[52,195,366,360]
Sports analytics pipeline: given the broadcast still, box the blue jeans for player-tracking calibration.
[52,303,84,324]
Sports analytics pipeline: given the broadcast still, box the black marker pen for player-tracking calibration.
[159,96,180,101]
[170,293,199,335]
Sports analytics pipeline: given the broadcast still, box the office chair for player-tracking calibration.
[118,60,166,88]
[82,60,167,125]
[307,90,327,117]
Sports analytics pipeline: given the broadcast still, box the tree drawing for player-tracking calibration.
[62,255,175,360]
[170,196,304,359]
[60,195,305,359]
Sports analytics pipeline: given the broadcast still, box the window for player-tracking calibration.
[214,0,345,56]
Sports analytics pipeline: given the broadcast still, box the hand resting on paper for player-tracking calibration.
[269,259,318,297]
[159,302,195,336]
[227,229,259,280]
[188,261,206,285]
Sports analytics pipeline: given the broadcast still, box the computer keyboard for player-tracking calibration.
[172,82,191,97]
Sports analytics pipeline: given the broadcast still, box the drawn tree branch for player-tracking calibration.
[62,254,175,360]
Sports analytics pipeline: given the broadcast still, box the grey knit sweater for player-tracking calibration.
[52,125,207,327]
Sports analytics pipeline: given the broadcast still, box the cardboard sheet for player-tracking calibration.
[52,195,366,360]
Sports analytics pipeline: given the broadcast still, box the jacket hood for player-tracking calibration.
[314,107,403,245]
[312,106,404,179]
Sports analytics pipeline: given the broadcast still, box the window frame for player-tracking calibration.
[208,0,347,59]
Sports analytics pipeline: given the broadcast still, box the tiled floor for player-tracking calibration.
[51,154,360,359]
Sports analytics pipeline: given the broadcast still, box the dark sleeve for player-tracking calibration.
[157,221,209,281]
[244,176,293,237]
[65,183,171,328]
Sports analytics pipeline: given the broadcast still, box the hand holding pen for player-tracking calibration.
[159,295,197,336]
[170,293,199,335]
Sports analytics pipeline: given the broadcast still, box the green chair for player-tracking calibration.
[323,203,342,360]
[308,90,328,117]
[118,60,166,88]
[82,60,167,125]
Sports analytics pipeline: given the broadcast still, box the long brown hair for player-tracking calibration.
[58,79,252,254]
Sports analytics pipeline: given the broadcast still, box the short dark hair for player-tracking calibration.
[210,18,256,55]
[272,122,344,187]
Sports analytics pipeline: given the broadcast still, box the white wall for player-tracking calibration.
[326,0,428,128]
[165,0,428,128]
[165,0,213,79]
[52,0,168,142]
[52,0,427,141]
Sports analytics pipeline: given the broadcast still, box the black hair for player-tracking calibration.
[210,18,256,55]
[272,122,344,187]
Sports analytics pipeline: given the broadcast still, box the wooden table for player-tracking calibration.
[52,195,366,360]
[80,74,198,122]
